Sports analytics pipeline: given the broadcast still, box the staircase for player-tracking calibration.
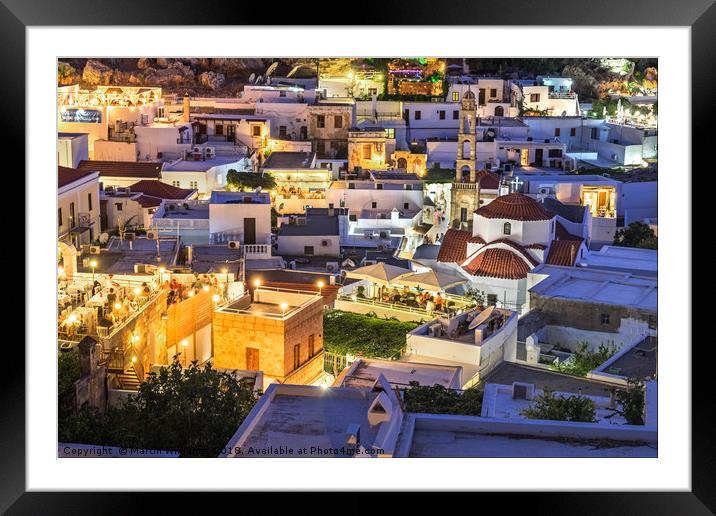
[116,366,140,391]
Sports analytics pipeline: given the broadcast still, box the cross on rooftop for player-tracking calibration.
[510,176,524,193]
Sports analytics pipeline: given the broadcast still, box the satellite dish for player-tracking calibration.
[286,65,301,78]
[468,305,496,330]
[266,62,279,77]
[248,73,255,83]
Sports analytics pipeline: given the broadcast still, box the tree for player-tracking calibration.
[226,170,276,192]
[613,221,657,250]
[606,379,646,425]
[522,390,596,423]
[58,351,81,398]
[58,361,258,457]
[550,342,616,377]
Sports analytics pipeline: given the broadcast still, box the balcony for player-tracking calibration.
[548,91,577,100]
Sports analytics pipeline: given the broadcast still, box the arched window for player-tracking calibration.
[503,222,511,235]
[494,105,504,117]
[462,140,472,158]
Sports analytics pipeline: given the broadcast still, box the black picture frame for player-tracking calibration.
[4,0,706,511]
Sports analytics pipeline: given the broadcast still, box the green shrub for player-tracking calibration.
[550,342,617,377]
[404,382,483,416]
[606,379,646,425]
[522,390,596,423]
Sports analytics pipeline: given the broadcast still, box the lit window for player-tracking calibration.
[452,91,459,102]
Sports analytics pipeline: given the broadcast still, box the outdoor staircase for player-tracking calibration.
[116,366,140,391]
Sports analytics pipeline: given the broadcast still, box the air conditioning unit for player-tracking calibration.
[89,245,101,254]
[228,241,240,249]
[204,147,216,159]
[326,262,338,272]
[134,264,148,273]
[146,230,158,240]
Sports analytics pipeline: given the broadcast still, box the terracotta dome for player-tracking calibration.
[475,193,554,221]
[463,89,476,99]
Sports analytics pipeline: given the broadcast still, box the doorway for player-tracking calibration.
[534,148,544,167]
[246,348,260,371]
[520,148,529,166]
[226,124,236,143]
[243,217,256,245]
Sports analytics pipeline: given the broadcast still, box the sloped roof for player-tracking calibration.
[463,247,533,279]
[77,160,162,179]
[58,165,98,188]
[555,221,584,241]
[129,180,194,199]
[475,193,553,221]
[474,169,501,190]
[542,197,586,224]
[545,240,582,267]
[436,229,473,263]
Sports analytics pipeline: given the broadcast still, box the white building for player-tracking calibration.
[208,191,272,246]
[447,79,518,118]
[434,193,588,313]
[326,172,426,249]
[275,208,345,257]
[161,156,246,198]
[512,77,580,117]
[58,132,89,168]
[405,307,519,386]
[58,165,101,247]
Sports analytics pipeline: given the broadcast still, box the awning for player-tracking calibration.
[344,262,412,286]
[395,270,466,291]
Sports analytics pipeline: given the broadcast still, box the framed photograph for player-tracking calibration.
[6,0,708,511]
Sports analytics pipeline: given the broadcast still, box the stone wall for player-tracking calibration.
[529,292,656,334]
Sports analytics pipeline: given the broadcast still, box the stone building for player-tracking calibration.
[308,103,352,159]
[212,287,325,385]
[347,128,396,172]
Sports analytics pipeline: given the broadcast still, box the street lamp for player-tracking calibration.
[280,302,288,317]
[181,340,188,367]
[317,280,324,297]
[90,260,97,282]
[253,279,261,289]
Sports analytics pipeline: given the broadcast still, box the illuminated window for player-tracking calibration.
[384,128,395,139]
[452,91,459,101]
[252,125,261,137]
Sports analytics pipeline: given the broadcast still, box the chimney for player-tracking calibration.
[182,92,190,123]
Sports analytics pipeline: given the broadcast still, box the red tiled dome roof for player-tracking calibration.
[463,248,532,279]
[475,193,554,221]
[436,229,472,263]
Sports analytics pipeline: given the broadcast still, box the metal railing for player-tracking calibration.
[337,295,459,319]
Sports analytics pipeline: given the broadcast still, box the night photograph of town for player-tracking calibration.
[55,57,658,459]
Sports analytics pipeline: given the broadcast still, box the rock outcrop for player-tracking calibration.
[198,71,226,90]
[82,59,113,85]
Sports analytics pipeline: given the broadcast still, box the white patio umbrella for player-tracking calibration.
[396,270,467,291]
[344,262,412,286]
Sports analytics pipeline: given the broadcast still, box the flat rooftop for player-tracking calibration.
[581,245,657,276]
[226,388,384,457]
[529,265,657,311]
[606,336,657,379]
[187,245,243,274]
[340,359,461,389]
[262,151,316,169]
[77,238,178,275]
[481,362,617,397]
[209,190,271,205]
[406,427,656,458]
